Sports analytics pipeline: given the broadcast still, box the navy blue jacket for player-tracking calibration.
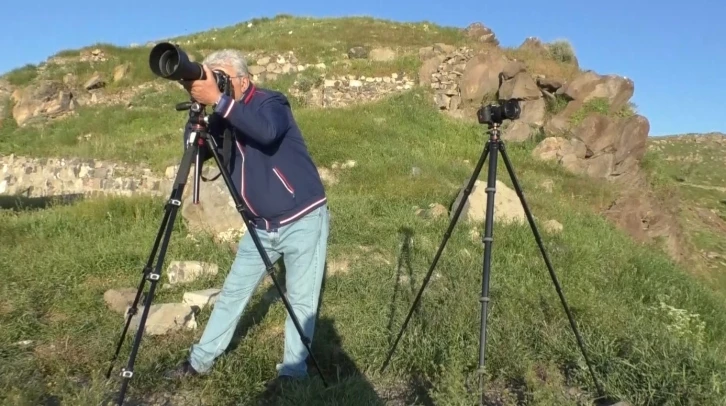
[183,84,327,231]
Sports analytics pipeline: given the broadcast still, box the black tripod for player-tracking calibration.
[104,98,328,405]
[380,104,606,405]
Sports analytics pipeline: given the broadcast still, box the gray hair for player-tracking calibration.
[202,49,249,77]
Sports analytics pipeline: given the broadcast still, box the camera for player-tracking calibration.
[477,99,521,125]
[149,42,230,95]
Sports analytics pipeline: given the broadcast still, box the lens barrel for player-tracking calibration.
[149,42,205,81]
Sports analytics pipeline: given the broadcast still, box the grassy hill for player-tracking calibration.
[1,14,726,406]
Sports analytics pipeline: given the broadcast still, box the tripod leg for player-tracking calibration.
[113,142,197,405]
[105,206,177,379]
[380,144,490,373]
[497,142,606,399]
[477,136,499,405]
[203,134,329,387]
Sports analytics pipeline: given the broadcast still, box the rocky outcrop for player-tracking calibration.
[419,45,550,142]
[531,112,649,180]
[10,80,79,126]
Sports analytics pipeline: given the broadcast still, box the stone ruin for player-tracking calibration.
[289,73,416,108]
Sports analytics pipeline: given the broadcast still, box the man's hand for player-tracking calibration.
[180,65,222,106]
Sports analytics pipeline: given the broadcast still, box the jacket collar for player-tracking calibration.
[239,82,257,104]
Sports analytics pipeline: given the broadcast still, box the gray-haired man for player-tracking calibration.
[166,49,329,391]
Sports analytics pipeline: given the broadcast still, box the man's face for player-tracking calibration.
[209,64,249,100]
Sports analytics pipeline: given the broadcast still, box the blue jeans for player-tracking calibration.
[189,204,329,377]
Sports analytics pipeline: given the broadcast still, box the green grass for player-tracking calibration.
[2,89,726,405]
[2,15,473,90]
[569,98,637,127]
[643,135,726,295]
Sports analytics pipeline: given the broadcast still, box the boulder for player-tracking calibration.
[451,179,525,226]
[12,80,78,126]
[557,70,634,111]
[459,50,510,103]
[533,113,650,180]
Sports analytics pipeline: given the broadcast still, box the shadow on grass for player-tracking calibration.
[385,227,420,342]
[0,193,86,211]
[220,261,387,405]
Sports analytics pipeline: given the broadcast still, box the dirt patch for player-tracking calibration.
[694,207,726,234]
[327,258,350,276]
[33,337,95,368]
[0,299,14,316]
[603,172,688,263]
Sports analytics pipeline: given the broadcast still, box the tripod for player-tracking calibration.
[104,99,328,405]
[380,116,606,405]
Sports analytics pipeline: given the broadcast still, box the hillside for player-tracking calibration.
[1,14,726,406]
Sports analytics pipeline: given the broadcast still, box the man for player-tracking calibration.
[165,49,329,389]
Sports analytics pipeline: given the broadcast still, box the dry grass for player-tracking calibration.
[503,48,580,81]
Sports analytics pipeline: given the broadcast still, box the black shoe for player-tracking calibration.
[163,360,199,379]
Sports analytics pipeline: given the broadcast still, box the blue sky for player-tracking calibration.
[2,0,724,136]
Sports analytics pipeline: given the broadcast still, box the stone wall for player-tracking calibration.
[0,154,171,198]
[289,73,415,107]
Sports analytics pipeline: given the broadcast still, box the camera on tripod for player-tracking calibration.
[149,42,230,97]
[477,98,521,125]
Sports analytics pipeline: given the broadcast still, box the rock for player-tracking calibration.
[180,166,246,238]
[84,72,105,90]
[498,71,541,101]
[463,22,499,45]
[104,288,142,314]
[183,288,221,309]
[460,49,510,104]
[249,65,266,75]
[518,98,547,127]
[348,46,368,59]
[519,37,547,52]
[503,121,534,142]
[166,261,219,285]
[573,113,621,155]
[544,219,563,233]
[612,115,650,177]
[129,303,197,336]
[418,55,446,86]
[12,80,77,126]
[533,112,649,181]
[451,179,525,226]
[368,47,396,62]
[537,77,563,92]
[113,64,130,82]
[417,203,448,219]
[558,70,634,111]
[502,61,527,80]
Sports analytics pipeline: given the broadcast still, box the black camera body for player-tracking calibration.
[477,99,521,125]
[149,42,231,96]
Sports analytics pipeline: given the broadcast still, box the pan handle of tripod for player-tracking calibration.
[192,137,204,204]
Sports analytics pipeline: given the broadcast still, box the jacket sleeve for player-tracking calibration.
[213,94,289,146]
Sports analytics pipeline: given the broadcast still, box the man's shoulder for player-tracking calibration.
[246,86,289,107]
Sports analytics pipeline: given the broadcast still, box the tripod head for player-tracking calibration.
[176,69,234,204]
[477,98,521,128]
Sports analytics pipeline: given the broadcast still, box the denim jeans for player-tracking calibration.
[189,204,329,377]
